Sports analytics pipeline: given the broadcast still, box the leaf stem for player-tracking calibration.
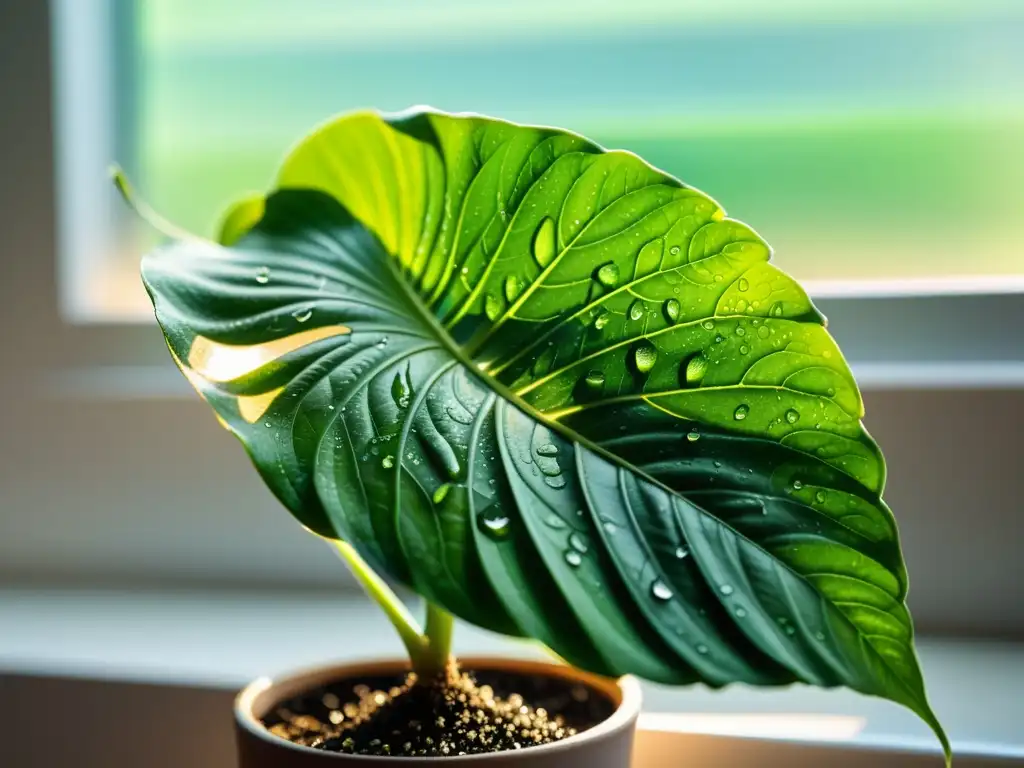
[330,540,455,680]
[109,165,197,241]
[330,540,427,668]
[421,602,455,679]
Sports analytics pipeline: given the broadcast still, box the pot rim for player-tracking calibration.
[235,655,642,763]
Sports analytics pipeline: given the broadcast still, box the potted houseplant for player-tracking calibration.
[122,108,950,766]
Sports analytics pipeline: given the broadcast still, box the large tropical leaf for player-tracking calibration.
[141,109,947,759]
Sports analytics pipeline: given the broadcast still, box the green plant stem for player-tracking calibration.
[331,540,426,666]
[421,602,455,678]
[330,540,454,680]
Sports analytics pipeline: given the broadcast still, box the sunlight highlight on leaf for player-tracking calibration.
[187,325,350,382]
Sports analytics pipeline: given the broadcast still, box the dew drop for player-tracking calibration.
[696,644,709,655]
[663,298,680,323]
[504,275,520,303]
[255,266,270,284]
[478,506,511,540]
[719,584,734,596]
[484,293,503,321]
[292,307,313,323]
[815,631,826,641]
[264,421,272,428]
[739,345,749,355]
[669,245,681,256]
[793,480,803,490]
[686,429,700,442]
[593,311,610,330]
[536,443,558,457]
[735,326,746,337]
[568,532,589,554]
[564,550,582,567]
[733,404,749,421]
[738,278,749,292]
[651,580,674,601]
[544,475,567,489]
[628,300,644,322]
[602,520,619,534]
[701,320,715,331]
[815,490,827,504]
[582,370,605,394]
[432,484,451,504]
[770,301,784,317]
[595,262,619,287]
[785,408,800,424]
[381,455,395,469]
[674,546,689,559]
[546,515,568,530]
[532,217,556,268]
[391,374,408,409]
[785,625,796,636]
[684,354,708,385]
[631,340,658,374]
[735,607,748,618]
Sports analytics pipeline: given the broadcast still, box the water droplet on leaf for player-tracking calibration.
[738,278,749,292]
[674,546,689,559]
[432,484,451,504]
[631,340,658,374]
[719,584,734,596]
[292,307,313,323]
[815,490,827,503]
[484,293,503,321]
[536,443,558,457]
[628,300,644,321]
[382,455,394,469]
[702,320,715,331]
[255,267,270,284]
[785,409,800,424]
[733,404,749,421]
[478,506,511,540]
[663,298,680,323]
[595,262,619,287]
[504,275,520,302]
[686,429,700,442]
[593,311,610,330]
[581,370,605,394]
[568,532,588,554]
[532,217,556,268]
[651,581,673,601]
[684,354,708,384]
[564,550,582,567]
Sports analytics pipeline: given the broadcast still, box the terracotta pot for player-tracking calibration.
[235,656,642,767]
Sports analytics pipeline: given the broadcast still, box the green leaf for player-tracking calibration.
[141,109,948,762]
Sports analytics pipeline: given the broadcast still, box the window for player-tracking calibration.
[55,0,1024,323]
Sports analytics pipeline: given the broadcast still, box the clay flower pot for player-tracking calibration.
[235,656,642,767]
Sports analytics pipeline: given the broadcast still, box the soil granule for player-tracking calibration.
[261,661,615,757]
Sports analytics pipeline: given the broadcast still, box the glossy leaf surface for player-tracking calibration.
[143,110,947,759]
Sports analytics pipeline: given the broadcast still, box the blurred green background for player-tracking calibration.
[131,0,1024,282]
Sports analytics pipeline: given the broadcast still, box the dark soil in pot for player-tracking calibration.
[262,661,616,758]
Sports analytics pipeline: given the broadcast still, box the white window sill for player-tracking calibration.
[0,587,1021,764]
